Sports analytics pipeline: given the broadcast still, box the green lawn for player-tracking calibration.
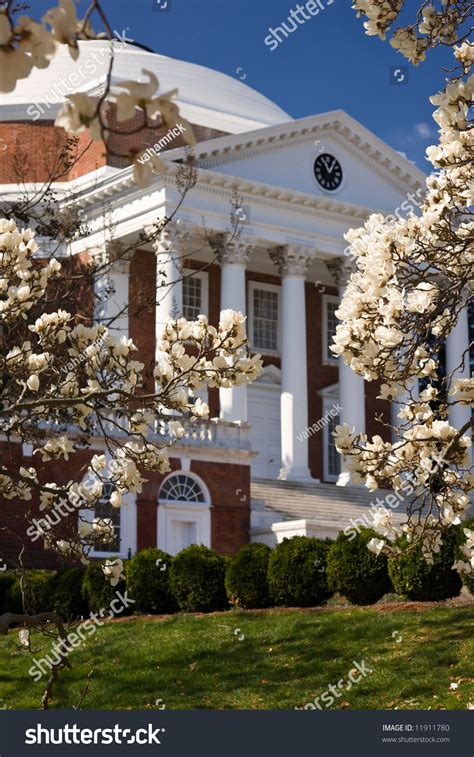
[0,605,473,710]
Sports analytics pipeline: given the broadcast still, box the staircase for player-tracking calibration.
[250,478,404,539]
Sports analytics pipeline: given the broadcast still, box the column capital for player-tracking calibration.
[326,255,356,288]
[210,233,254,266]
[269,244,314,277]
[146,220,193,255]
[90,241,133,274]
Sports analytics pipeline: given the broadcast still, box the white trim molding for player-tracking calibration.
[322,293,340,366]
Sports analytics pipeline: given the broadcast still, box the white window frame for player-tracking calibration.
[182,268,209,320]
[157,472,212,556]
[322,396,341,483]
[80,478,137,560]
[248,281,281,355]
[322,294,340,366]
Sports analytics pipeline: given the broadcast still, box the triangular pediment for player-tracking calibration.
[166,111,425,216]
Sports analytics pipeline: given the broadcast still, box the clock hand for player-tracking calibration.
[327,159,336,174]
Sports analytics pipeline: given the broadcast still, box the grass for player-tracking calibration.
[0,604,473,710]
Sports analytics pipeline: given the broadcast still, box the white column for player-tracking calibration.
[212,235,253,422]
[151,223,189,345]
[270,245,314,482]
[446,305,471,452]
[327,257,366,487]
[92,245,130,340]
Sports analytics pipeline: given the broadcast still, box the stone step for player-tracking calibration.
[250,478,405,527]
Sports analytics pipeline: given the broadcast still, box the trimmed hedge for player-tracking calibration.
[4,571,52,614]
[0,573,16,614]
[388,528,462,601]
[82,562,127,615]
[225,543,272,609]
[455,518,474,595]
[126,548,176,614]
[267,536,333,607]
[169,545,228,613]
[327,528,392,605]
[46,568,88,620]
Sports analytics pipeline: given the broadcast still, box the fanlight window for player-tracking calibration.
[159,474,207,503]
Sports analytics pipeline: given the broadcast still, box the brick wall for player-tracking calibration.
[0,121,105,183]
[136,458,250,555]
[0,117,227,184]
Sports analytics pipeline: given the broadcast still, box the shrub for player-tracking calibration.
[46,568,88,620]
[388,529,462,601]
[225,543,272,609]
[267,536,333,607]
[82,561,127,615]
[327,528,392,605]
[126,548,176,614]
[0,573,16,614]
[169,545,228,612]
[4,571,52,614]
[455,518,474,595]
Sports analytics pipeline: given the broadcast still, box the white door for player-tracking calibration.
[248,386,281,479]
[171,520,197,553]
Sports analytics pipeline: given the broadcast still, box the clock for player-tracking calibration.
[313,153,343,191]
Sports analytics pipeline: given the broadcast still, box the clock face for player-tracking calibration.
[313,153,343,191]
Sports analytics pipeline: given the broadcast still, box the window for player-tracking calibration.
[322,295,339,364]
[93,482,121,554]
[326,410,341,480]
[159,473,206,503]
[182,270,208,320]
[158,472,211,556]
[321,398,341,482]
[249,282,280,353]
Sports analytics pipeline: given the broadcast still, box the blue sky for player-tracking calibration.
[35,0,453,171]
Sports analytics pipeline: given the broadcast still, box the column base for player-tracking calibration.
[279,467,319,484]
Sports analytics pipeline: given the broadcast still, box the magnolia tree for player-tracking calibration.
[332,4,473,572]
[0,218,261,557]
[0,217,261,707]
[0,0,255,571]
[0,1,261,707]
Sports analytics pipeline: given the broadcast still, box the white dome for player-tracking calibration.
[0,41,292,133]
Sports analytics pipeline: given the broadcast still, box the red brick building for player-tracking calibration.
[1,41,440,565]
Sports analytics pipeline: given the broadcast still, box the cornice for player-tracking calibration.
[72,162,376,229]
[193,118,423,195]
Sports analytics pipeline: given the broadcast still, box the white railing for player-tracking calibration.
[152,417,252,450]
[97,412,251,450]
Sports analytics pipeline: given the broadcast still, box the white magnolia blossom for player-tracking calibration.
[352,1,472,64]
[102,559,125,587]
[453,528,474,574]
[332,43,474,575]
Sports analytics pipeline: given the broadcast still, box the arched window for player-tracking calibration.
[159,474,207,504]
[157,472,211,555]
